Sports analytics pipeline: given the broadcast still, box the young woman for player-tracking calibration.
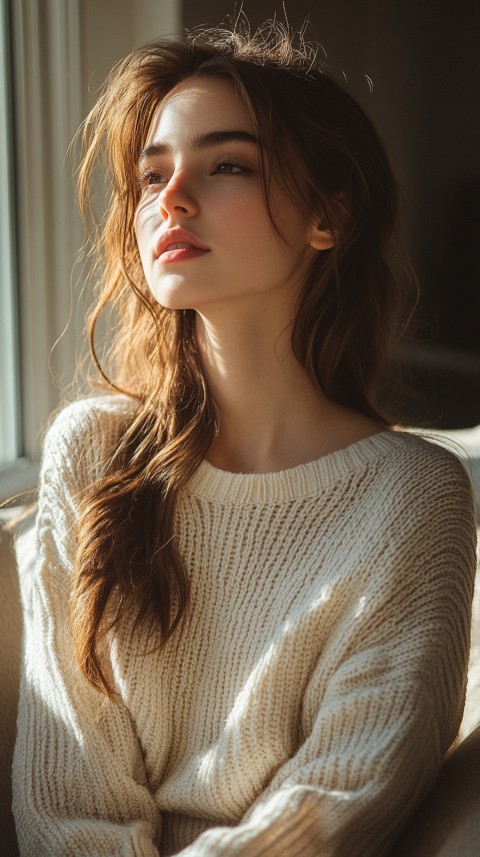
[13,19,476,857]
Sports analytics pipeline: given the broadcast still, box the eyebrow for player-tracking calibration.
[138,130,258,164]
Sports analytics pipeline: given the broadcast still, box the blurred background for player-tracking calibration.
[1,0,479,499]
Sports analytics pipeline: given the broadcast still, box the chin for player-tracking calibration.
[149,275,209,311]
[155,297,192,311]
[149,285,193,311]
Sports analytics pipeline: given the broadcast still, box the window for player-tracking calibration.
[0,0,20,471]
[0,0,83,502]
[0,0,178,503]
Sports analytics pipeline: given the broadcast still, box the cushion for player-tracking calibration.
[0,523,21,857]
[390,723,480,855]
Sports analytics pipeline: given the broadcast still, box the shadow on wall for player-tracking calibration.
[182,0,480,429]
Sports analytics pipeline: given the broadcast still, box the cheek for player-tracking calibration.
[210,185,266,229]
[227,205,277,249]
[133,206,143,247]
[268,186,312,244]
[133,226,153,290]
[134,205,155,261]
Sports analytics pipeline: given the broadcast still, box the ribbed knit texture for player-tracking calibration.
[12,395,477,857]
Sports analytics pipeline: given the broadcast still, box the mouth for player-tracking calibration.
[165,242,198,252]
[159,245,210,263]
[155,230,210,262]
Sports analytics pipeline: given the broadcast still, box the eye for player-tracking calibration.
[138,168,168,190]
[213,159,251,176]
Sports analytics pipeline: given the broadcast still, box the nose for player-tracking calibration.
[159,170,198,221]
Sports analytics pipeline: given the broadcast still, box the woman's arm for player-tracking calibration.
[12,400,161,857]
[174,446,477,857]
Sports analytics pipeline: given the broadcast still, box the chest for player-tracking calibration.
[115,490,379,778]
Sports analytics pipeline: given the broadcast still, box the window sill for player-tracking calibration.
[0,457,38,504]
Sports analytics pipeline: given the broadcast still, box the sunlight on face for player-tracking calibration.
[134,75,320,315]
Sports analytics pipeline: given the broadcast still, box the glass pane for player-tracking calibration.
[0,0,19,467]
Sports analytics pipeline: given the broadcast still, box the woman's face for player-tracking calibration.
[134,75,324,314]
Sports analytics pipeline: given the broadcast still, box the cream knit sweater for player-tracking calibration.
[13,396,477,857]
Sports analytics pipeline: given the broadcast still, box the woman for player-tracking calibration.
[13,19,476,857]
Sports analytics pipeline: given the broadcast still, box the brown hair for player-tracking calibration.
[73,19,416,696]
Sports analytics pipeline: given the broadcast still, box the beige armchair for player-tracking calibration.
[0,521,21,856]
[391,721,480,855]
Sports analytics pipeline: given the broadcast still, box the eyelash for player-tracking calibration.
[137,159,251,190]
[212,158,251,176]
[137,168,167,189]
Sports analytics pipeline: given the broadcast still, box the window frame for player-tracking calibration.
[0,0,21,474]
[0,0,83,503]
[0,0,180,504]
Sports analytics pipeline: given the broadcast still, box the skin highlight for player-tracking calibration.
[134,75,380,474]
[71,22,416,696]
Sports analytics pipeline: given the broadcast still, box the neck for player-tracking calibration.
[195,306,378,474]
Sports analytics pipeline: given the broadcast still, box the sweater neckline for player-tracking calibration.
[184,430,405,505]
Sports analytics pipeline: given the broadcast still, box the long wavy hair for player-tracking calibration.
[72,19,416,697]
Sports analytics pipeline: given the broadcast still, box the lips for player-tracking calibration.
[155,228,210,260]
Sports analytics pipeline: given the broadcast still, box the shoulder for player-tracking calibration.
[366,430,477,571]
[45,393,135,445]
[41,394,136,493]
[374,429,474,502]
[343,428,474,522]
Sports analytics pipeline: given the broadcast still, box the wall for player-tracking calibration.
[81,0,480,361]
[181,0,480,425]
[82,0,180,113]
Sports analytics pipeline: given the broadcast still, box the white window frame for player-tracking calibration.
[0,0,20,472]
[0,0,83,502]
[0,0,180,504]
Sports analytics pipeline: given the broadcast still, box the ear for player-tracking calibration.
[308,217,337,251]
[308,195,349,251]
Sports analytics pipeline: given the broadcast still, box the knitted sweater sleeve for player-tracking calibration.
[12,400,161,857]
[176,445,477,857]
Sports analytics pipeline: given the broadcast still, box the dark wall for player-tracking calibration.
[182,1,480,425]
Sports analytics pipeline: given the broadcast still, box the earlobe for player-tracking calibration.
[309,196,349,250]
[308,220,336,251]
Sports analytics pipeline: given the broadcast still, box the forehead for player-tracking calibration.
[144,75,255,146]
